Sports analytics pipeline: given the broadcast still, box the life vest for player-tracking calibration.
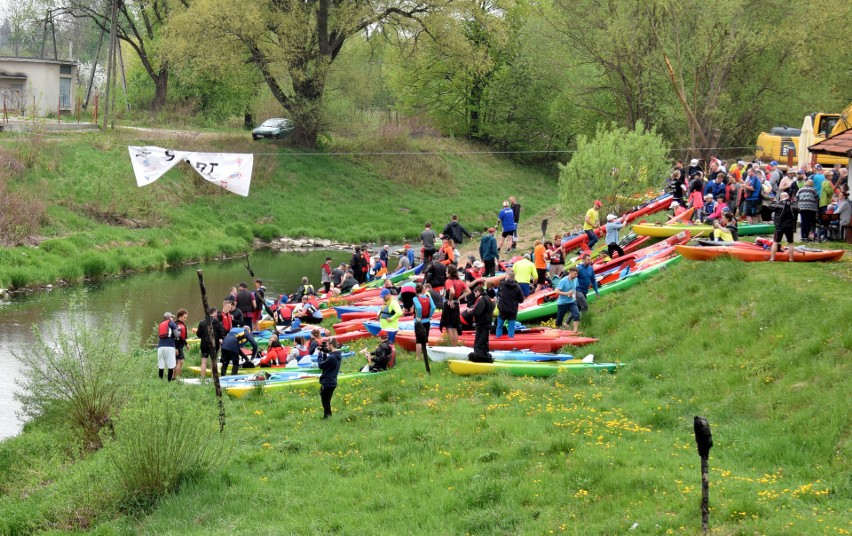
[177,321,188,341]
[220,312,233,331]
[158,320,173,339]
[229,327,248,345]
[416,295,432,319]
[550,248,564,264]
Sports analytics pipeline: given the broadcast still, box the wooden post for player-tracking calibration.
[76,95,81,123]
[197,270,226,433]
[694,416,713,533]
[57,95,61,123]
[3,94,6,123]
[93,93,99,125]
[33,95,37,123]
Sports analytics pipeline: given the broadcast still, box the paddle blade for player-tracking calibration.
[582,354,594,363]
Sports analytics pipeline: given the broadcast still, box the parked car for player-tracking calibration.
[252,118,294,140]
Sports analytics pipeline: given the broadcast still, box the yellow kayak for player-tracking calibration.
[632,223,713,238]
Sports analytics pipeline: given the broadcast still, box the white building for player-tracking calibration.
[0,57,77,117]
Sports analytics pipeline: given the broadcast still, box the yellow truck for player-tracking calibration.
[755,102,851,167]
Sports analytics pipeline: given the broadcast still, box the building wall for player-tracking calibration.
[0,60,76,116]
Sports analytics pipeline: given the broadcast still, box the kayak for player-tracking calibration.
[188,364,320,376]
[184,370,320,386]
[632,222,775,238]
[446,360,618,377]
[457,333,598,350]
[515,255,682,322]
[726,246,845,262]
[674,243,764,261]
[561,194,673,253]
[225,371,383,398]
[426,346,586,363]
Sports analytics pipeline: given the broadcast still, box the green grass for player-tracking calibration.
[1,258,850,534]
[0,131,558,289]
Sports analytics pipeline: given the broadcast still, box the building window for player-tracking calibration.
[59,77,71,109]
[60,65,73,75]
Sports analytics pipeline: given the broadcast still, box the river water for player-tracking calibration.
[0,249,339,441]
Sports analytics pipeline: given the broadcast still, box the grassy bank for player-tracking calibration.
[0,130,557,290]
[1,258,849,534]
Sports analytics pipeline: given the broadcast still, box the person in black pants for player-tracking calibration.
[317,337,342,419]
[467,286,494,363]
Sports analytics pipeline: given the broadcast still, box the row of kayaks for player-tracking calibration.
[632,221,775,238]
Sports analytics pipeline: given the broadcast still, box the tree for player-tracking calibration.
[62,0,172,110]
[167,0,444,147]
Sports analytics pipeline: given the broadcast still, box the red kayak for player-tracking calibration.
[562,194,673,254]
[340,311,378,322]
[332,330,375,343]
[726,247,845,263]
[458,334,598,351]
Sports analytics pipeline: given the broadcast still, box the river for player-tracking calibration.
[0,249,339,440]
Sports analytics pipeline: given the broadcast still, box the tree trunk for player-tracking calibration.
[468,78,484,139]
[290,75,326,148]
[151,65,168,110]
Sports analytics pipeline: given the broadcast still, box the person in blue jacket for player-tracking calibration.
[497,201,517,253]
[575,254,599,314]
[479,227,499,277]
[220,326,258,376]
[317,337,343,419]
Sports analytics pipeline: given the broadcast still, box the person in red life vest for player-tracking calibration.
[464,259,485,307]
[234,282,256,329]
[361,246,371,282]
[361,330,395,372]
[307,328,325,356]
[173,309,189,380]
[156,312,180,381]
[320,257,333,293]
[259,333,288,367]
[440,265,470,346]
[196,306,224,380]
[412,283,436,363]
[273,297,293,327]
[218,300,234,332]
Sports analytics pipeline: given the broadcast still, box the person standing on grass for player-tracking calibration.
[253,279,266,329]
[584,200,602,249]
[479,227,499,277]
[497,201,517,253]
[440,265,470,346]
[173,309,189,380]
[317,338,342,419]
[604,214,625,258]
[156,312,180,381]
[220,326,258,376]
[350,246,366,284]
[575,254,598,315]
[510,253,536,298]
[743,168,762,224]
[442,214,472,245]
[377,288,403,343]
[413,283,435,363]
[421,222,439,264]
[235,282,256,329]
[769,192,798,262]
[495,268,524,338]
[468,285,494,362]
[546,240,564,278]
[533,239,548,292]
[795,179,819,241]
[196,306,224,380]
[510,196,521,250]
[320,257,333,293]
[555,267,580,332]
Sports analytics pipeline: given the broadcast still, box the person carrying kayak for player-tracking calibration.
[412,283,435,364]
[497,201,517,253]
[156,312,180,381]
[220,326,258,376]
[317,338,343,419]
[196,306,225,380]
[377,288,403,343]
[361,330,394,372]
[584,200,603,249]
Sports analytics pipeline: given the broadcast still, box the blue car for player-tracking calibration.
[252,118,294,140]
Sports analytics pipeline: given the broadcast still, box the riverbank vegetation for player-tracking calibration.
[0,129,557,290]
[0,259,849,534]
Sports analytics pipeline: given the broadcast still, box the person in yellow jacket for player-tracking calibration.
[510,253,536,298]
[584,200,602,249]
[377,288,403,343]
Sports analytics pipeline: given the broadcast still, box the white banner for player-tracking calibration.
[128,146,254,197]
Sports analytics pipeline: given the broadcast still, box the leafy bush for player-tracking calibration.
[109,388,227,513]
[252,223,281,241]
[80,253,109,278]
[39,238,78,257]
[558,122,670,221]
[14,321,145,451]
[0,175,47,247]
[164,245,186,266]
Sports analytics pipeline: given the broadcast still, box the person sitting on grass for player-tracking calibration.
[361,330,395,372]
[712,212,738,242]
[259,333,287,367]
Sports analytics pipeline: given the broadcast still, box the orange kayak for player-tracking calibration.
[726,247,845,262]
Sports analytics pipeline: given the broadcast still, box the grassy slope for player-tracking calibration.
[0,131,557,289]
[1,258,849,535]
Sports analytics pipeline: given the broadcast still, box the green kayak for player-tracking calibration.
[447,360,618,377]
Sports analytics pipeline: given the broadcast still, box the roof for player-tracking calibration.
[808,128,852,157]
[0,56,78,67]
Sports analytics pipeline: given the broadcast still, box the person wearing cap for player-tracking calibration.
[464,259,486,307]
[700,194,715,223]
[510,253,536,297]
[234,282,256,329]
[317,337,342,419]
[156,312,180,381]
[403,243,415,266]
[479,227,499,277]
[670,201,686,218]
[811,164,826,198]
[379,244,390,266]
[604,214,625,258]
[768,192,798,261]
[377,288,402,343]
[509,196,521,251]
[361,330,394,373]
[421,222,439,265]
[686,158,703,181]
[583,200,602,249]
[705,195,728,224]
[320,257,333,293]
[497,201,517,253]
[441,214,472,246]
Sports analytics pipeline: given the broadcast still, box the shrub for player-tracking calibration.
[14,321,145,451]
[252,224,280,241]
[80,253,109,278]
[164,245,186,266]
[109,388,227,513]
[0,175,46,247]
[558,122,670,221]
[39,238,78,257]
